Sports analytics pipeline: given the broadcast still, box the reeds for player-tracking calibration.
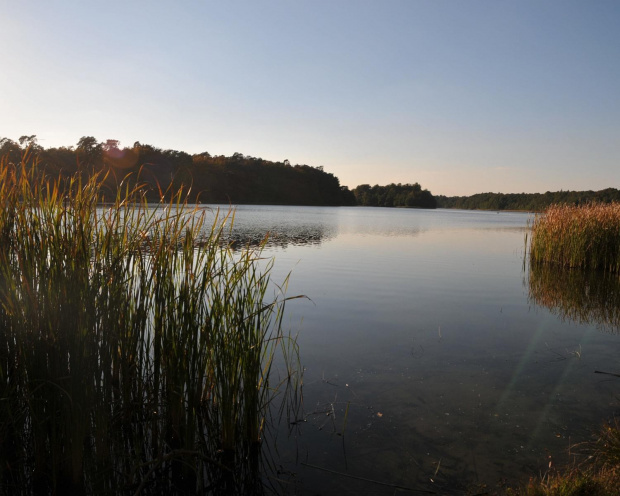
[506,420,620,496]
[528,203,620,273]
[0,153,299,494]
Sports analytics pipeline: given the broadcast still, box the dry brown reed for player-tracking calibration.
[528,203,620,273]
[504,420,620,496]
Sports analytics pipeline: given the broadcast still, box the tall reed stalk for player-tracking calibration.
[528,202,620,273]
[0,153,300,495]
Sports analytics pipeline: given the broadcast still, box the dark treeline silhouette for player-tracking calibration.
[436,189,620,211]
[0,135,358,206]
[352,183,437,208]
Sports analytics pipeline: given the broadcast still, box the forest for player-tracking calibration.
[0,136,357,206]
[4,136,614,211]
[436,189,620,211]
[351,182,437,208]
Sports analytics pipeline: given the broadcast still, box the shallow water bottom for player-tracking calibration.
[221,206,620,494]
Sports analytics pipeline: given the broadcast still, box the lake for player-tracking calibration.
[207,205,620,494]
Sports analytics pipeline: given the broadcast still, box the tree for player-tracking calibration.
[102,139,120,152]
[0,137,22,163]
[18,135,38,148]
[76,136,103,166]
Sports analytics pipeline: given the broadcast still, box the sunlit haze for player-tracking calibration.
[1,1,618,196]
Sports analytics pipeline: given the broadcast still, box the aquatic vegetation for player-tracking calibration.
[515,467,620,496]
[527,203,620,273]
[509,421,620,495]
[0,153,300,494]
[473,421,620,496]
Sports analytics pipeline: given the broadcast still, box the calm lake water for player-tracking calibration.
[207,205,620,495]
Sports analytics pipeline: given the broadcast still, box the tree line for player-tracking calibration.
[435,189,620,211]
[0,136,443,208]
[4,136,616,211]
[0,136,358,206]
[351,183,437,208]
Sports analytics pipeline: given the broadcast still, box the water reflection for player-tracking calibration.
[224,224,333,249]
[133,205,620,491]
[199,205,337,249]
[527,262,620,333]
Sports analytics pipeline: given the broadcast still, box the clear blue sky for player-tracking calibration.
[1,1,618,196]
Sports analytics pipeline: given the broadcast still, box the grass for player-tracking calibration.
[0,152,300,494]
[527,202,620,273]
[468,420,620,496]
[516,467,620,496]
[510,420,620,496]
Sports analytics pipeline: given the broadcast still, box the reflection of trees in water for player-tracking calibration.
[527,262,620,333]
[224,225,335,250]
[192,206,337,250]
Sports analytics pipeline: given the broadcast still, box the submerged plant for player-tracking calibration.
[0,153,300,495]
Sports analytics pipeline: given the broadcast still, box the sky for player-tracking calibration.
[1,1,618,196]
